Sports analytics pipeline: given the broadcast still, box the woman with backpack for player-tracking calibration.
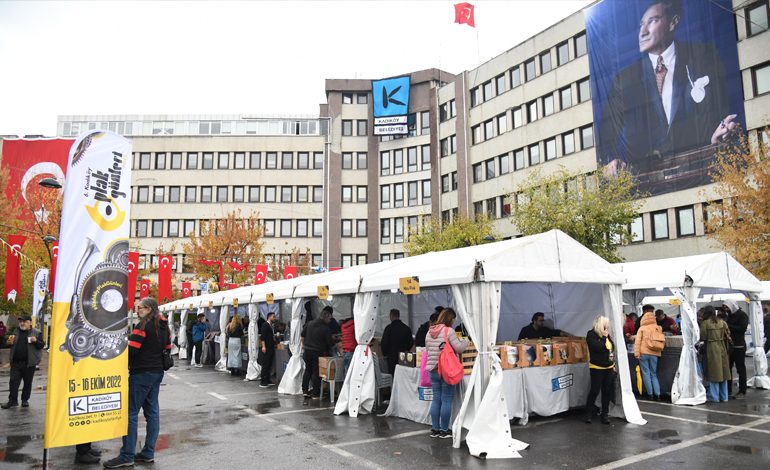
[634,311,665,401]
[425,308,469,439]
[700,305,731,402]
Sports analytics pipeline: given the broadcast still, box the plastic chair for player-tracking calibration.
[320,356,345,403]
[372,354,393,408]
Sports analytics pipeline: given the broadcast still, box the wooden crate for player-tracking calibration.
[498,345,518,369]
[461,344,477,375]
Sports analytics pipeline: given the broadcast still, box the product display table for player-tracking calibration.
[384,363,590,425]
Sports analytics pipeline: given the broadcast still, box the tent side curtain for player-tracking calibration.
[278,297,306,395]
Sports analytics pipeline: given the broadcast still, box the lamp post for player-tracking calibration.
[38,178,63,349]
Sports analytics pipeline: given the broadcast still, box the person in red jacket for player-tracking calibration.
[624,313,638,345]
[340,318,357,378]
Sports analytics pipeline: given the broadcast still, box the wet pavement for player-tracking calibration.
[1,351,770,469]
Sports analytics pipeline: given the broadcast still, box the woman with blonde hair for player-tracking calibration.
[584,315,615,424]
[226,313,245,376]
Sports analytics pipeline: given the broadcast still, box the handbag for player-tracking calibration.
[156,324,174,371]
[437,328,464,385]
[419,349,431,387]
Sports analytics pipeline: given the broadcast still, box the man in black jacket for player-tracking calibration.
[415,308,442,347]
[259,312,277,388]
[2,315,44,409]
[301,307,337,398]
[381,309,414,375]
[724,300,748,398]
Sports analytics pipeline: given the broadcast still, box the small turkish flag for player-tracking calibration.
[4,235,26,301]
[254,264,268,284]
[139,279,151,299]
[127,251,140,310]
[454,2,475,27]
[182,282,192,298]
[283,266,297,279]
[157,254,173,302]
[228,261,248,272]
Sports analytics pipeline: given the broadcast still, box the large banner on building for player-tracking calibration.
[45,130,132,449]
[372,75,411,136]
[585,0,744,196]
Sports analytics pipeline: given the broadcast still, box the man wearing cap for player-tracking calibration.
[2,315,45,409]
[724,300,748,398]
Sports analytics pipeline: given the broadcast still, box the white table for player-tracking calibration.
[384,363,589,425]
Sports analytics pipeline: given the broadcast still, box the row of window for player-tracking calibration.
[342,92,369,104]
[63,119,325,138]
[471,196,512,220]
[341,120,368,137]
[135,185,324,204]
[468,32,587,107]
[379,216,423,245]
[379,180,432,209]
[135,253,331,271]
[135,151,324,171]
[377,111,431,141]
[134,218,325,238]
[379,145,431,176]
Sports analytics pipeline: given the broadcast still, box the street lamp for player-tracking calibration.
[38,177,63,347]
[38,177,63,189]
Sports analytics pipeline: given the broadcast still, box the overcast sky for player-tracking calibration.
[0,0,592,137]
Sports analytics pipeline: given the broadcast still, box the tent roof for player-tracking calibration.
[615,252,762,292]
[760,281,770,301]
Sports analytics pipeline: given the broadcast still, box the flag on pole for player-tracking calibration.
[283,265,297,279]
[49,241,59,294]
[127,251,139,310]
[4,235,26,301]
[182,282,192,298]
[157,254,173,302]
[454,2,475,27]
[227,261,248,272]
[140,279,151,298]
[254,264,268,284]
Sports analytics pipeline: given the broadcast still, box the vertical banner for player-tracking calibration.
[157,254,173,303]
[139,279,151,298]
[126,251,139,310]
[254,264,268,284]
[3,235,26,301]
[182,282,192,298]
[45,130,132,449]
[200,282,209,295]
[283,265,297,279]
[49,242,59,294]
[32,268,49,327]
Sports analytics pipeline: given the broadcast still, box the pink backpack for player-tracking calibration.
[438,328,464,385]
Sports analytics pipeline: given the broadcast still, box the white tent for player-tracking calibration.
[616,252,769,404]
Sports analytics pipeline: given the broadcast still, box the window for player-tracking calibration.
[484,119,495,140]
[441,174,450,193]
[747,2,769,36]
[495,73,506,95]
[169,186,180,203]
[341,220,353,237]
[233,186,244,202]
[485,159,496,180]
[529,144,540,166]
[281,186,292,202]
[422,180,431,205]
[168,220,179,237]
[217,186,228,202]
[540,50,552,74]
[472,125,481,144]
[218,152,229,169]
[155,153,166,170]
[201,186,212,202]
[265,186,277,202]
[527,101,538,122]
[357,120,368,136]
[557,42,569,66]
[184,186,196,202]
[575,32,587,57]
[497,113,508,134]
[676,206,696,237]
[545,138,557,161]
[440,138,449,157]
[510,66,521,88]
[281,152,293,169]
[183,220,195,237]
[421,145,430,170]
[170,153,182,169]
[342,120,353,136]
[473,163,483,183]
[578,78,591,102]
[266,152,277,169]
[137,186,149,203]
[341,186,353,202]
[482,81,493,101]
[249,186,260,202]
[280,220,292,237]
[524,59,536,81]
[394,218,404,243]
[297,152,309,169]
[357,152,368,169]
[357,186,367,202]
[499,153,510,175]
[135,220,147,237]
[342,152,353,169]
[753,62,770,95]
[629,216,644,242]
[580,125,594,149]
[380,219,391,244]
[380,151,390,175]
[153,187,165,203]
[470,87,481,107]
[234,152,245,169]
[652,211,669,240]
[313,152,324,169]
[420,111,430,135]
[394,183,404,208]
[342,92,353,104]
[186,152,198,169]
[296,186,308,202]
[202,152,214,169]
[513,107,523,128]
[313,186,323,202]
[543,94,554,116]
[500,196,511,217]
[562,131,575,155]
[296,219,308,237]
[486,197,497,219]
[473,201,484,217]
[139,153,151,169]
[439,102,449,122]
[264,220,275,237]
[357,93,368,104]
[407,181,418,206]
[514,149,525,170]
[450,135,457,154]
[357,219,367,237]
[393,149,403,174]
[560,86,572,109]
[152,220,163,237]
[249,152,261,169]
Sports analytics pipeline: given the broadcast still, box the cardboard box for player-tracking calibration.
[551,342,568,365]
[318,356,337,380]
[399,351,417,367]
[566,339,588,363]
[498,345,518,369]
[534,342,552,367]
[517,343,537,367]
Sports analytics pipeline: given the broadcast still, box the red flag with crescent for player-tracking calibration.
[182,282,192,298]
[49,241,59,295]
[4,235,27,301]
[454,2,475,27]
[283,265,297,279]
[127,251,140,310]
[139,279,151,299]
[157,254,173,302]
[254,264,268,284]
[227,283,238,290]
[228,261,248,272]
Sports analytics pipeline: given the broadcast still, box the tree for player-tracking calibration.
[510,167,643,263]
[404,215,498,256]
[704,130,770,279]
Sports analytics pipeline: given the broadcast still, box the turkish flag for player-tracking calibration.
[127,251,140,310]
[228,261,248,272]
[4,235,27,301]
[157,254,173,303]
[227,283,238,290]
[454,2,475,27]
[139,279,151,299]
[182,282,192,298]
[330,267,342,271]
[283,265,297,279]
[49,241,59,295]
[254,264,268,284]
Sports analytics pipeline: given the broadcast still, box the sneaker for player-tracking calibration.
[303,392,312,399]
[600,414,610,425]
[194,364,203,368]
[1,402,18,409]
[439,429,453,439]
[259,383,270,388]
[21,401,29,408]
[734,392,746,400]
[75,452,100,464]
[102,456,134,468]
[429,429,441,438]
[133,453,154,463]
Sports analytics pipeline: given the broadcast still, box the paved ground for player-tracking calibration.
[1,351,770,469]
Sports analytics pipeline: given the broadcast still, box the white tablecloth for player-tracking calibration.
[384,363,589,425]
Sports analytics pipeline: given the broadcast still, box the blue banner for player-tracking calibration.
[372,76,410,118]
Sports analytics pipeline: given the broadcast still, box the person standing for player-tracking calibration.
[380,309,414,375]
[191,313,209,367]
[723,300,748,398]
[259,312,277,387]
[103,297,170,468]
[226,314,245,376]
[2,315,44,409]
[585,315,615,425]
[655,309,678,335]
[700,305,731,403]
[340,317,357,378]
[301,307,336,399]
[763,306,769,354]
[624,313,638,345]
[415,307,442,347]
[634,311,664,400]
[0,320,7,353]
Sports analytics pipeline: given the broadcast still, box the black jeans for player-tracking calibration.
[586,368,614,415]
[260,349,275,385]
[302,350,321,395]
[729,346,747,394]
[193,341,203,364]
[8,364,36,404]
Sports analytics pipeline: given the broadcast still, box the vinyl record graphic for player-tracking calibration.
[78,263,128,331]
[105,240,129,268]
